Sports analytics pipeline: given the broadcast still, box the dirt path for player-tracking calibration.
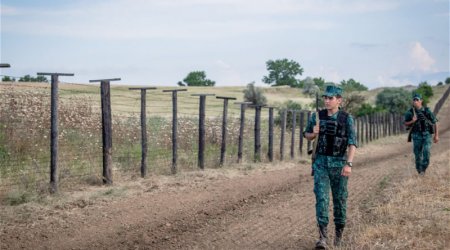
[1,99,449,250]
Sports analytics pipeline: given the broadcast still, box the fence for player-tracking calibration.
[1,81,448,194]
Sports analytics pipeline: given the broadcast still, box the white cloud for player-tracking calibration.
[0,5,19,15]
[1,0,398,40]
[410,42,435,72]
[376,75,410,87]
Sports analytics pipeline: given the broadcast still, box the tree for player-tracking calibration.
[302,77,319,96]
[341,92,366,115]
[313,77,327,91]
[1,76,15,82]
[375,88,411,113]
[18,74,48,82]
[275,100,302,128]
[243,82,267,106]
[355,103,383,117]
[415,81,433,106]
[339,78,368,92]
[262,59,303,87]
[445,77,450,85]
[437,82,443,86]
[181,71,215,86]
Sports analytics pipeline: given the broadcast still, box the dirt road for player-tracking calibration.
[1,100,449,250]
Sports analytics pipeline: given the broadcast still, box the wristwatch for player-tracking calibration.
[346,162,353,167]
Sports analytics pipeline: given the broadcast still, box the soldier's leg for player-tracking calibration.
[330,167,348,226]
[314,163,331,248]
[330,167,348,246]
[314,163,331,226]
[412,136,424,173]
[422,135,432,172]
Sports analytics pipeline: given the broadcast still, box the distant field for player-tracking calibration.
[0,82,447,118]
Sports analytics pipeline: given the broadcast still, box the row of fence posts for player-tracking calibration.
[433,86,450,115]
[24,73,413,193]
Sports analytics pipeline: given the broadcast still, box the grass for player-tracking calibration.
[350,154,450,249]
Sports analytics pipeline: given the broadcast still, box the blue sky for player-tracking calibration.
[1,0,449,88]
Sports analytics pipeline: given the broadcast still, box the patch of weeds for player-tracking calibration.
[378,175,391,189]
[102,187,126,197]
[443,208,450,212]
[4,190,35,206]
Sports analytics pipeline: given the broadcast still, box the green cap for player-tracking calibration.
[322,85,343,97]
[412,92,422,100]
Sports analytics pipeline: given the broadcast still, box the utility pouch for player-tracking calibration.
[325,121,338,135]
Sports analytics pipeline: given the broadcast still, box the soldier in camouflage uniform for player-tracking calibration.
[304,85,357,249]
[404,93,439,176]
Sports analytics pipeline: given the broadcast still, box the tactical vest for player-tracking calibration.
[317,109,349,157]
[410,107,434,134]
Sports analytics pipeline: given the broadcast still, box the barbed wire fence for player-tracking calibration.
[2,79,448,194]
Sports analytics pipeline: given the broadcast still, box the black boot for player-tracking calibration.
[315,224,328,249]
[334,224,345,246]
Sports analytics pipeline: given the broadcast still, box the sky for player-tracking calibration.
[0,0,449,89]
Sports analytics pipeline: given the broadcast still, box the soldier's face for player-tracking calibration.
[413,98,422,108]
[323,96,342,110]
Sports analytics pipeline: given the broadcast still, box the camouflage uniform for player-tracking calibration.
[304,110,357,227]
[404,105,437,174]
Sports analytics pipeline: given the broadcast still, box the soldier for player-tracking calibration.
[304,85,357,249]
[404,93,439,175]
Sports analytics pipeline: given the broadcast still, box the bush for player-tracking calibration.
[376,88,411,114]
[275,100,302,128]
[243,82,267,105]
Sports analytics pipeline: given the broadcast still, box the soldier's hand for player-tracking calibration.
[341,165,351,177]
[313,125,320,134]
[433,136,439,143]
[412,115,418,122]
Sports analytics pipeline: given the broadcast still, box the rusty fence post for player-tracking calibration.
[37,72,74,193]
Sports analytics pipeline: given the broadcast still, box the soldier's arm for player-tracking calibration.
[404,110,416,126]
[304,113,319,141]
[433,123,439,143]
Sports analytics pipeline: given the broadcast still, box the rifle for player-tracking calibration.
[407,107,416,142]
[309,93,320,176]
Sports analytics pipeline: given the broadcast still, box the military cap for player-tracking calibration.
[412,92,422,100]
[322,85,343,97]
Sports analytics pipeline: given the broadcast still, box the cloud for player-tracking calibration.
[1,0,398,40]
[410,42,435,72]
[377,75,412,87]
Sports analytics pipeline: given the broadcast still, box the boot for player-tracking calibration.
[315,224,328,249]
[334,224,345,246]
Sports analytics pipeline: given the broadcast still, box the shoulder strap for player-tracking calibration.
[318,109,328,120]
[337,111,349,126]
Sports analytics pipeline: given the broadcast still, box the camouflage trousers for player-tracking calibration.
[412,132,432,173]
[313,158,348,226]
